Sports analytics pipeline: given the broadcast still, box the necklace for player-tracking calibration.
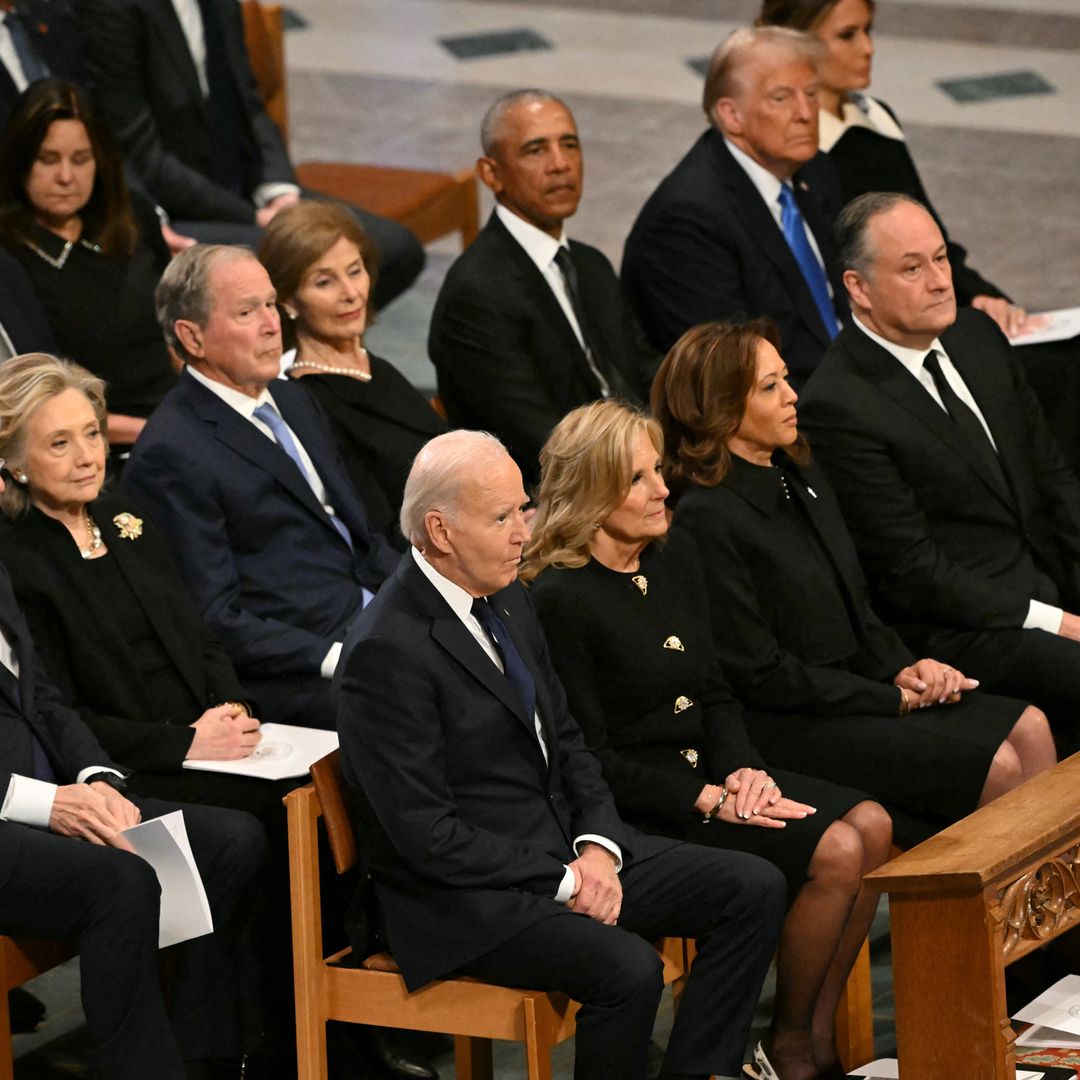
[22,236,102,271]
[80,510,103,560]
[289,349,372,382]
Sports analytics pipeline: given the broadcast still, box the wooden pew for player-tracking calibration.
[865,751,1080,1078]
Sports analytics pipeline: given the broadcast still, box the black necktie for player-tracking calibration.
[3,11,49,84]
[922,350,1007,489]
[0,661,54,782]
[471,598,536,723]
[192,0,248,193]
[552,247,628,399]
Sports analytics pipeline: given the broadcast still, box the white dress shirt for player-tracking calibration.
[724,137,832,291]
[0,13,33,92]
[186,366,371,675]
[167,0,299,208]
[411,546,622,901]
[853,316,1063,633]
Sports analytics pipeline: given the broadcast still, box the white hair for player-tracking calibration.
[400,430,510,546]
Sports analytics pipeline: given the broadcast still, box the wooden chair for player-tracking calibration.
[285,751,690,1080]
[0,937,76,1080]
[240,1,480,251]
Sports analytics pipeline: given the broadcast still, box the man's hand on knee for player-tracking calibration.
[567,843,622,925]
[49,783,141,848]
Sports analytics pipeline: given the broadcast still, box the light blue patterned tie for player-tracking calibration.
[778,184,839,340]
[253,402,353,550]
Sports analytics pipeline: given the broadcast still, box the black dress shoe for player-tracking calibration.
[353,1025,439,1080]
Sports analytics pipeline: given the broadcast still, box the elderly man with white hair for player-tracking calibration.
[334,430,786,1080]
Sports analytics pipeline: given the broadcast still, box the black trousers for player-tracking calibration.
[458,843,785,1080]
[175,189,425,310]
[0,797,265,1078]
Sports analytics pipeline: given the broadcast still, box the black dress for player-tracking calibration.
[4,194,176,422]
[530,529,867,898]
[672,453,1025,840]
[288,352,446,546]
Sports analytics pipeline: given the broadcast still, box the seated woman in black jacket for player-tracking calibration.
[654,319,1056,839]
[524,399,890,1080]
[0,79,177,458]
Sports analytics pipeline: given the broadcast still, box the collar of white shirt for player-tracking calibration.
[495,203,569,275]
[410,545,478,625]
[186,364,275,419]
[724,137,786,228]
[853,314,946,382]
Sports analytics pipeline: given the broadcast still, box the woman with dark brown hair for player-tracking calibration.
[525,399,889,1080]
[0,78,176,455]
[259,200,444,546]
[656,319,1055,845]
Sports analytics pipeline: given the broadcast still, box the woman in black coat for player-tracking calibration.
[259,200,445,549]
[654,319,1055,839]
[524,400,891,1080]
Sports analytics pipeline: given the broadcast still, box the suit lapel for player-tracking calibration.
[842,329,1018,513]
[145,0,206,108]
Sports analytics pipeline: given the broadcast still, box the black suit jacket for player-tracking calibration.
[0,0,83,129]
[335,554,672,989]
[0,495,247,773]
[77,0,295,223]
[621,130,847,384]
[0,247,55,354]
[799,311,1080,658]
[429,211,658,487]
[123,370,398,683]
[672,457,913,717]
[0,564,123,886]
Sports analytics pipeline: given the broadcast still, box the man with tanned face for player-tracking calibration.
[622,26,847,385]
[429,90,656,488]
[800,192,1080,758]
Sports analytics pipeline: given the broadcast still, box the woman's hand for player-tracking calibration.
[187,704,261,760]
[894,659,978,710]
[725,767,782,820]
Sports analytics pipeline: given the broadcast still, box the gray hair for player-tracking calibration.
[155,244,257,361]
[400,430,510,546]
[702,26,823,122]
[480,89,571,156]
[835,192,926,277]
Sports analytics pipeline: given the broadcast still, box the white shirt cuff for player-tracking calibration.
[0,775,57,829]
[574,835,623,872]
[1025,599,1064,634]
[321,642,343,679]
[555,864,576,904]
[76,766,126,785]
[252,182,301,208]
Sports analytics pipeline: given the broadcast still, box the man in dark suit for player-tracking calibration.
[76,0,423,307]
[336,430,786,1080]
[622,27,846,385]
[428,90,657,488]
[0,538,265,1078]
[0,0,82,127]
[124,244,399,728]
[800,192,1080,754]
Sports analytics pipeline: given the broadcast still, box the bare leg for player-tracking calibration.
[977,739,1023,807]
[809,801,892,1072]
[1006,705,1056,780]
[764,805,889,1080]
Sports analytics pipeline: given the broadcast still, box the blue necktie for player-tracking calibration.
[778,184,839,340]
[253,402,354,551]
[3,11,49,85]
[471,598,536,724]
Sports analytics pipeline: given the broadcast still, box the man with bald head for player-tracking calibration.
[429,90,656,487]
[800,192,1080,755]
[622,26,846,383]
[335,430,785,1080]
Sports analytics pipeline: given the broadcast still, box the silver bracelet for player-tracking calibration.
[702,786,728,824]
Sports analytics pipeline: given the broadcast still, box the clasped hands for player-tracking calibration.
[49,780,141,850]
[188,703,261,760]
[893,658,978,713]
[694,768,815,830]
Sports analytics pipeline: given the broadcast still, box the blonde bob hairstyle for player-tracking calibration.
[651,319,808,497]
[0,353,108,520]
[520,400,663,583]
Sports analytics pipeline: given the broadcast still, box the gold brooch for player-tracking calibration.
[673,696,693,714]
[680,748,699,768]
[112,512,143,541]
[663,635,684,651]
[631,574,648,596]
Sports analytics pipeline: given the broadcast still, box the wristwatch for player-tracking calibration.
[84,771,129,792]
